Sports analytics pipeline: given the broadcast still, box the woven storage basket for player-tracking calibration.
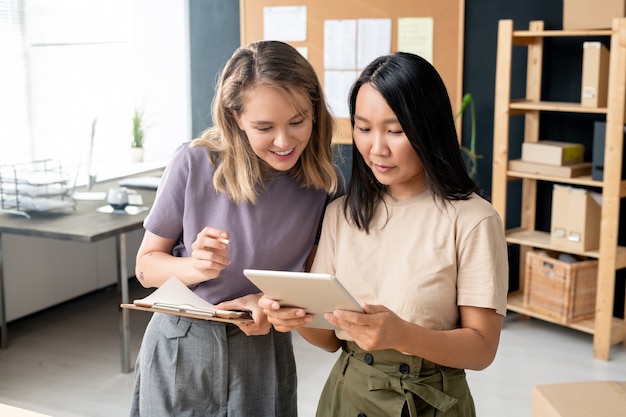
[523,250,598,324]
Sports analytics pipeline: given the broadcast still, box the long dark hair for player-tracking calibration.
[344,52,478,231]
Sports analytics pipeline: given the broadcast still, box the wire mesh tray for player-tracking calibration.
[0,159,76,218]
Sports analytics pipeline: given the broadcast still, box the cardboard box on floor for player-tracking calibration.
[563,0,626,29]
[531,381,626,417]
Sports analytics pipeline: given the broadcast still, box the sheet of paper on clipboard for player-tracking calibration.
[122,276,251,322]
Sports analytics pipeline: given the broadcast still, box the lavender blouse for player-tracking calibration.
[144,142,345,304]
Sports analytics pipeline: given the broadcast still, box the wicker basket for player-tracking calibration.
[523,250,598,324]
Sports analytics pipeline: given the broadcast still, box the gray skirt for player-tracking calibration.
[317,341,475,417]
[130,313,297,417]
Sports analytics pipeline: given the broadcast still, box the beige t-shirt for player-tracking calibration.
[311,191,509,340]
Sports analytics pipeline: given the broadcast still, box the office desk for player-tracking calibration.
[0,175,158,373]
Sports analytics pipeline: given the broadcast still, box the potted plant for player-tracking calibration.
[455,93,481,181]
[130,108,146,162]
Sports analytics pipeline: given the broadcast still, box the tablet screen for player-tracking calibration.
[243,269,363,330]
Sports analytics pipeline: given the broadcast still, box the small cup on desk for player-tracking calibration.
[107,187,129,211]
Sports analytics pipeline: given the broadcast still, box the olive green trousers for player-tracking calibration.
[316,341,476,417]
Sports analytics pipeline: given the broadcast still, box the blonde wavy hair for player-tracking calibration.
[191,40,338,203]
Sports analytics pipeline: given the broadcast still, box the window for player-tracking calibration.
[0,0,190,182]
[1,0,31,162]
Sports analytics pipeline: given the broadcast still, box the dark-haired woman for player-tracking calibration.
[261,52,508,416]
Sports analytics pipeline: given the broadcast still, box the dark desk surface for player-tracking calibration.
[0,172,160,242]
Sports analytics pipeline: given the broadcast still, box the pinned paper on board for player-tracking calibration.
[263,6,307,41]
[398,17,434,63]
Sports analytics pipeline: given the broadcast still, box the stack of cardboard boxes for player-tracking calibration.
[509,137,601,252]
[508,141,591,178]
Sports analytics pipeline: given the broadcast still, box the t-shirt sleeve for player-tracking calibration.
[143,143,191,240]
[456,210,509,316]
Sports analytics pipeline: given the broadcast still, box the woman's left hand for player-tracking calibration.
[325,303,406,352]
[215,293,272,336]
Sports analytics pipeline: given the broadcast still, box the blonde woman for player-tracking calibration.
[130,40,345,416]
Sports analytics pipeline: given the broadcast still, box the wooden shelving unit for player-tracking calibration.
[491,18,626,360]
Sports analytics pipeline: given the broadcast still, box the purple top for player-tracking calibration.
[144,142,346,304]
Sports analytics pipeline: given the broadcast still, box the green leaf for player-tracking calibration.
[455,93,479,180]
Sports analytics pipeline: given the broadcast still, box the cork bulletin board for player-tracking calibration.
[240,0,465,144]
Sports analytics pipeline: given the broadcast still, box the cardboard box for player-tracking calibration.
[508,159,592,178]
[522,141,584,165]
[523,250,597,323]
[531,381,626,417]
[551,185,601,251]
[581,42,610,108]
[563,0,626,30]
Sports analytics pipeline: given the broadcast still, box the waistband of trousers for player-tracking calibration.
[342,340,439,375]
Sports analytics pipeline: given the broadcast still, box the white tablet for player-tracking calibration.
[243,269,363,330]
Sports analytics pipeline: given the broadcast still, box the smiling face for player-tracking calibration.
[234,85,313,172]
[353,83,427,200]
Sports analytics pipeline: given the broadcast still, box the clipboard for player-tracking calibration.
[121,276,253,324]
[243,269,363,330]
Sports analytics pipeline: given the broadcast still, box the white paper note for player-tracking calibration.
[263,6,307,42]
[325,71,359,118]
[398,17,434,63]
[324,20,357,70]
[357,18,391,69]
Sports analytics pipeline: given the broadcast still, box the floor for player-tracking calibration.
[0,280,625,417]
